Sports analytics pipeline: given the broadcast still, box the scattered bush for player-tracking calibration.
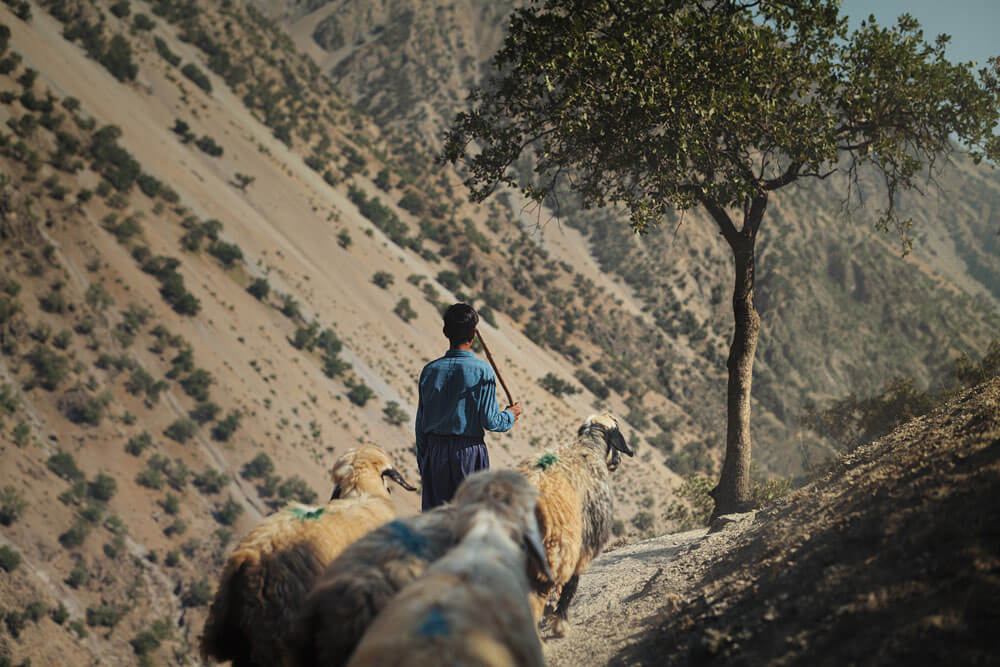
[196,135,223,157]
[164,418,197,443]
[346,380,375,407]
[382,400,409,426]
[277,476,316,504]
[59,519,90,548]
[153,37,180,66]
[181,63,212,93]
[25,344,70,390]
[241,452,273,479]
[539,373,580,398]
[0,545,21,572]
[213,496,243,526]
[193,467,229,494]
[0,486,27,526]
[189,401,220,424]
[132,13,155,30]
[208,240,241,266]
[372,271,394,288]
[211,410,241,442]
[183,577,212,607]
[86,604,123,628]
[247,278,269,300]
[47,451,84,482]
[393,297,417,323]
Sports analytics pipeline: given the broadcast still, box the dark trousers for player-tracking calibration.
[420,434,490,511]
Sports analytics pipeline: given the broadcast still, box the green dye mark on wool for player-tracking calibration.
[536,452,558,470]
[291,507,325,521]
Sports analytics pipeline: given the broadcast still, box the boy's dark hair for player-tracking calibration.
[443,303,479,347]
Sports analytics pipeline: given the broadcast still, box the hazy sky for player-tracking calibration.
[841,1,999,68]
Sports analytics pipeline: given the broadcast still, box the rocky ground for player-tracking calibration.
[546,376,1000,666]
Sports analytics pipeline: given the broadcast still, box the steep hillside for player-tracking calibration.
[546,376,1000,665]
[273,0,1000,476]
[0,1,680,664]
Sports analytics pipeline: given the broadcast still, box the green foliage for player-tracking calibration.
[539,372,579,398]
[0,486,27,526]
[109,0,130,18]
[382,400,409,426]
[153,36,180,65]
[247,277,269,300]
[25,344,70,390]
[87,473,117,502]
[574,369,609,400]
[372,271,394,289]
[61,389,111,425]
[90,125,140,191]
[241,452,274,480]
[208,240,241,266]
[196,135,224,157]
[211,410,241,442]
[181,63,211,93]
[86,604,123,628]
[393,297,417,323]
[59,519,90,548]
[189,401,220,425]
[130,630,161,656]
[663,475,714,531]
[213,496,243,526]
[277,476,316,505]
[179,368,213,401]
[631,511,654,533]
[125,431,153,456]
[132,13,155,30]
[0,544,21,572]
[50,602,69,625]
[346,379,375,406]
[163,418,197,444]
[347,185,418,250]
[193,467,229,494]
[47,451,84,482]
[183,576,212,607]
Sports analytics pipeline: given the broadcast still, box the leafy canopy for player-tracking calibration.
[443,0,1000,237]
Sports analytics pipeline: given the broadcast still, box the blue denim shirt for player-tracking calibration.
[414,349,514,465]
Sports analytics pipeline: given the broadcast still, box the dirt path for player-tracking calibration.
[544,515,757,666]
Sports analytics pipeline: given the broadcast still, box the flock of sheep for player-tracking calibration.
[200,412,635,667]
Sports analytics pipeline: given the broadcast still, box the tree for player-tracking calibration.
[442,0,1000,518]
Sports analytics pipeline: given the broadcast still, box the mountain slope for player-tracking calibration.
[545,376,1000,665]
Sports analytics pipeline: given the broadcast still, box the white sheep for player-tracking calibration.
[517,412,634,636]
[291,469,544,667]
[346,497,551,667]
[200,445,416,667]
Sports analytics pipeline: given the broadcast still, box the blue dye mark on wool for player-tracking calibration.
[290,507,325,521]
[416,607,450,637]
[386,520,428,556]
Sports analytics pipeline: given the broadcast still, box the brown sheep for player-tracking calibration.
[200,445,416,667]
[347,498,552,667]
[517,412,634,636]
[291,470,543,667]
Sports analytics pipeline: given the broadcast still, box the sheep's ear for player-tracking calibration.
[382,468,417,492]
[330,485,341,500]
[609,427,634,457]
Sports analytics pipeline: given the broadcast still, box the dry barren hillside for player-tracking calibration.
[0,0,680,663]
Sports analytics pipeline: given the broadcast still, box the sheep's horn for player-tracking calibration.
[608,448,622,472]
[330,485,341,500]
[524,515,553,583]
[382,468,417,492]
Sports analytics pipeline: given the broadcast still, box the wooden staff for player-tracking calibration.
[476,329,515,407]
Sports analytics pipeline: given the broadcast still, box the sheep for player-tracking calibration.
[517,411,634,636]
[200,445,416,667]
[291,469,544,667]
[346,497,552,667]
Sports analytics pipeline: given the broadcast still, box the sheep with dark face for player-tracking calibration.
[291,470,545,667]
[347,481,552,667]
[517,412,634,636]
[200,446,416,667]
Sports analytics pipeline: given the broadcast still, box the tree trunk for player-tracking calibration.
[709,196,765,519]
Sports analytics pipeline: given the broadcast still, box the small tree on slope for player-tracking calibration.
[441,0,1000,518]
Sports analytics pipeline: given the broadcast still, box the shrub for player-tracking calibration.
[109,0,130,18]
[39,288,67,313]
[164,418,197,443]
[25,344,70,390]
[86,604,123,628]
[247,278,269,300]
[0,545,21,572]
[631,511,654,532]
[125,432,153,456]
[153,37,180,66]
[382,401,409,426]
[5,609,26,637]
[574,369,610,400]
[394,297,417,323]
[211,410,241,442]
[51,602,69,625]
[539,373,580,398]
[59,519,90,548]
[336,230,351,249]
[132,13,155,30]
[0,486,27,526]
[213,496,243,526]
[87,473,117,502]
[663,474,714,531]
[48,451,84,481]
[193,467,228,494]
[61,389,111,425]
[183,577,212,607]
[196,135,224,157]
[101,35,138,83]
[131,630,161,656]
[179,369,213,401]
[25,600,47,622]
[189,401,220,424]
[347,380,375,407]
[277,476,316,504]
[372,271,394,288]
[241,452,273,479]
[181,63,211,93]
